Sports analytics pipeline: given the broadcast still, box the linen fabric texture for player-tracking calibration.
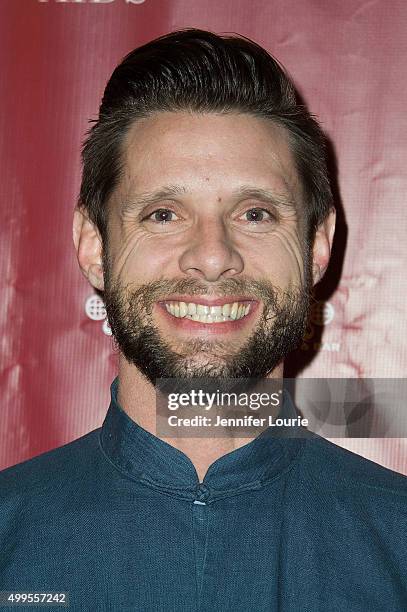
[0,378,407,611]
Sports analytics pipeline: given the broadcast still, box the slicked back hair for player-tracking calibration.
[79,28,333,250]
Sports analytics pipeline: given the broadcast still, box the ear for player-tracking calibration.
[73,207,105,291]
[311,208,336,285]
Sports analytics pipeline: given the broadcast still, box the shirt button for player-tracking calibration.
[195,483,210,502]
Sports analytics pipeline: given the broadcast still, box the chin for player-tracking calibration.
[171,356,232,378]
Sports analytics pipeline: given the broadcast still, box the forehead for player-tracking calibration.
[118,111,301,203]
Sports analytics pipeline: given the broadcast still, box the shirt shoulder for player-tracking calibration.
[0,429,102,500]
[301,433,407,498]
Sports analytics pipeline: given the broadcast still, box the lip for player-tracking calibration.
[155,298,260,335]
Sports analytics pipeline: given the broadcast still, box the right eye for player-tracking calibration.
[143,209,180,224]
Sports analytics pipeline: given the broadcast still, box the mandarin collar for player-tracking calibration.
[99,377,306,503]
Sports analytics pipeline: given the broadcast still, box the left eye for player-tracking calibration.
[241,208,274,223]
[147,209,179,223]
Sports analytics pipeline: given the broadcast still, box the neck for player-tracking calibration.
[117,354,284,482]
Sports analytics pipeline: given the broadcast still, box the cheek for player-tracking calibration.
[108,227,177,284]
[256,228,305,286]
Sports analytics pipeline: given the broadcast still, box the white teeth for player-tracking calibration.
[210,305,222,317]
[187,303,197,315]
[179,302,188,317]
[164,300,252,324]
[222,304,231,316]
[230,302,239,320]
[197,304,210,315]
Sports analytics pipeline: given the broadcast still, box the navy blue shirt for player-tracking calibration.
[1,377,407,611]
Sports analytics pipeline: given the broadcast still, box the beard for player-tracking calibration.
[102,252,313,386]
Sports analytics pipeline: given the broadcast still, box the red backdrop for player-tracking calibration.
[1,0,406,472]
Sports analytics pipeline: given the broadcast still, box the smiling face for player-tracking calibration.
[74,111,336,384]
[87,111,318,383]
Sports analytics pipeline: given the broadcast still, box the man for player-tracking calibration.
[0,29,406,611]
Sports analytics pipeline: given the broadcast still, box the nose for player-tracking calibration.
[178,217,244,282]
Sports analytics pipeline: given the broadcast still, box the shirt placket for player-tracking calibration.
[192,483,211,609]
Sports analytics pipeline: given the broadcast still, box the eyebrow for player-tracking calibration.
[120,184,296,216]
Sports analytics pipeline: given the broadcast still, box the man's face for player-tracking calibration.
[102,112,312,383]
